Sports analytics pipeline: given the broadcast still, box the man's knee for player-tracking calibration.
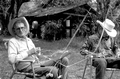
[51,67,58,73]
[93,58,107,68]
[61,57,69,66]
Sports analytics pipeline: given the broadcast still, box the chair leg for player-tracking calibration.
[90,56,93,79]
[31,62,36,79]
[62,70,68,79]
[82,58,89,79]
[24,76,26,79]
[109,70,114,79]
[10,71,15,79]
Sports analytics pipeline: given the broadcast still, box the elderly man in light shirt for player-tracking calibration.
[8,17,69,79]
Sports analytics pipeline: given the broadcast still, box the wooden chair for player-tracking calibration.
[82,55,120,79]
[9,60,45,79]
[3,39,47,79]
[4,39,63,79]
[106,68,120,79]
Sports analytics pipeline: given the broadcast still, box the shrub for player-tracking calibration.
[41,20,62,41]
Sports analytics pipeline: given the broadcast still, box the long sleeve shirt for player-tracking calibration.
[80,34,118,57]
[8,37,38,70]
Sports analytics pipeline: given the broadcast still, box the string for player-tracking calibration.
[44,3,111,76]
[60,8,91,58]
[83,2,113,79]
[47,8,91,76]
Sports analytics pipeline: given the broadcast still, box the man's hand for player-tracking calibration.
[27,47,41,55]
[115,48,120,58]
[35,47,41,55]
[80,50,89,56]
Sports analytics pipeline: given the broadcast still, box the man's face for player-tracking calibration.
[98,29,109,38]
[102,36,110,41]
[100,30,109,41]
[103,31,108,37]
[14,22,26,37]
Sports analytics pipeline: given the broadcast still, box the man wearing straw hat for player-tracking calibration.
[80,18,120,79]
[7,17,69,79]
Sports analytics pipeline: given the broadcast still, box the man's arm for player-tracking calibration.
[111,37,119,55]
[80,39,90,56]
[8,40,29,64]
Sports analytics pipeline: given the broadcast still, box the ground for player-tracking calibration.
[0,36,120,79]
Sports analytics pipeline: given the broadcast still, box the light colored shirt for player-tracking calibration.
[8,37,38,70]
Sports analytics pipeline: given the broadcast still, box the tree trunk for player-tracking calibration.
[8,0,30,19]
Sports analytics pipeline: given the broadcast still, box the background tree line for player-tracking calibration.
[0,0,120,40]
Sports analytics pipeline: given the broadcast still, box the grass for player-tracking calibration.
[0,36,120,79]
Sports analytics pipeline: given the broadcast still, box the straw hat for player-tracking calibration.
[96,19,117,37]
[8,17,29,36]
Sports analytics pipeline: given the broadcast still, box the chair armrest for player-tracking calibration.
[19,60,36,78]
[106,68,120,71]
[19,60,35,63]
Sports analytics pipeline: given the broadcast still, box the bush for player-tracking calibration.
[41,20,62,41]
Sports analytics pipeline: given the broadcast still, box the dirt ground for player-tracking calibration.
[0,36,120,79]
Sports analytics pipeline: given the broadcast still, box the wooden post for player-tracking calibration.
[66,20,72,38]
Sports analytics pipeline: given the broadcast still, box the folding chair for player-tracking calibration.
[3,40,46,79]
[9,60,45,79]
[4,40,63,79]
[106,68,120,79]
[82,55,120,79]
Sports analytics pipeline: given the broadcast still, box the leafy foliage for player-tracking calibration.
[0,0,11,35]
[41,20,65,41]
[1,0,120,39]
[69,4,98,37]
[41,0,90,7]
[76,0,120,38]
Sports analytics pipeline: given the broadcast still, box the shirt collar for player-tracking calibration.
[15,36,28,41]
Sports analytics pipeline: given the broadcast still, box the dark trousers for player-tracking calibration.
[25,57,69,79]
[92,58,120,79]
